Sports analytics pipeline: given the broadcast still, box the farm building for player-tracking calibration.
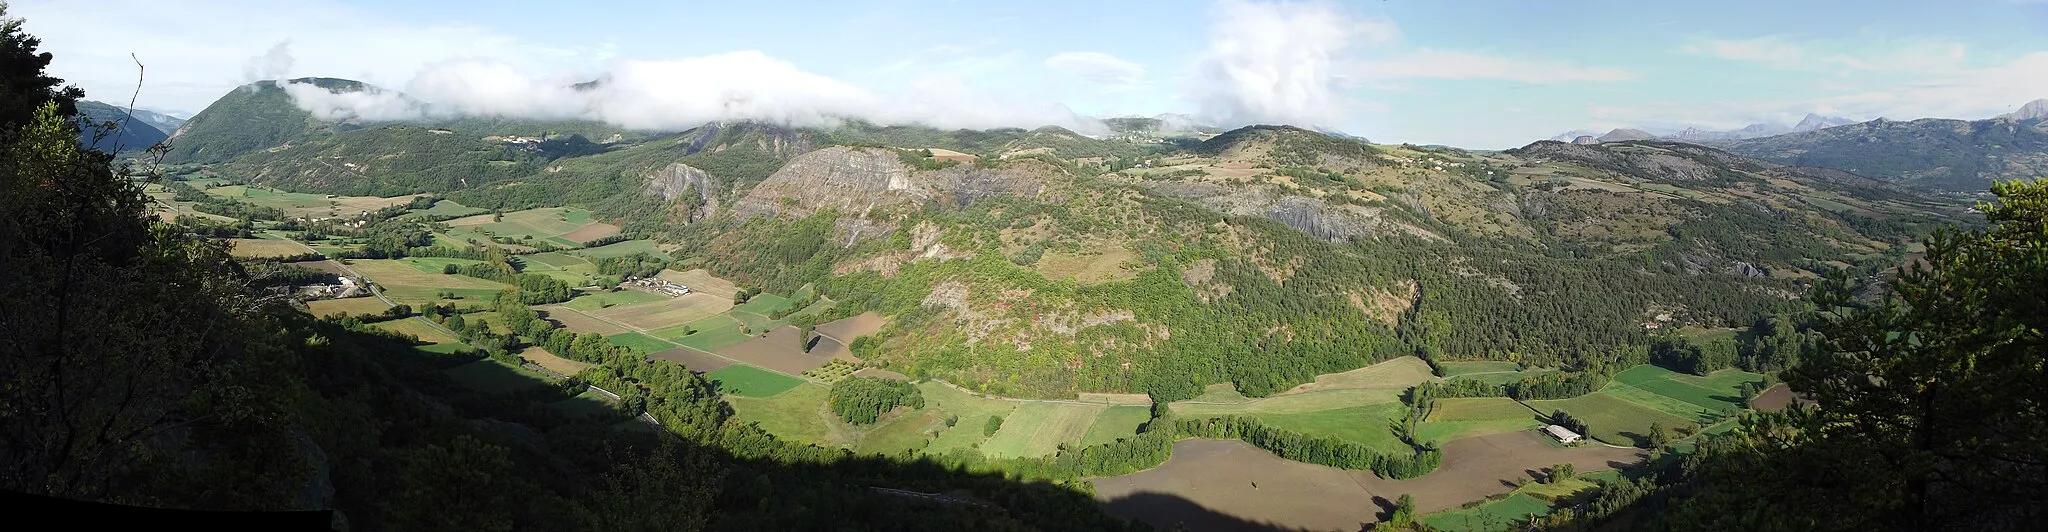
[1543,424,1582,444]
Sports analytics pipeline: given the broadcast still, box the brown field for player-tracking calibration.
[559,223,622,244]
[649,346,736,372]
[655,268,740,299]
[302,260,352,277]
[229,238,309,258]
[1078,393,1155,406]
[1093,432,1644,531]
[586,293,732,331]
[1749,383,1816,412]
[814,311,887,344]
[519,346,592,376]
[536,306,631,336]
[714,326,837,375]
[306,297,390,316]
[852,367,910,381]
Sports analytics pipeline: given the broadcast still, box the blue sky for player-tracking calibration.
[15,0,2048,148]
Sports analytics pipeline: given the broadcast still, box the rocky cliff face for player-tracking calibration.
[1139,180,1384,241]
[731,147,1050,220]
[644,162,721,219]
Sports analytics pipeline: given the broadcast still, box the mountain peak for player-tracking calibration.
[2001,99,2048,121]
[1793,113,1855,132]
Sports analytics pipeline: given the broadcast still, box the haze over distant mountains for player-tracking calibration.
[1550,113,1858,144]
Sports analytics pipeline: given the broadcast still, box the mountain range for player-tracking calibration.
[1551,113,1859,144]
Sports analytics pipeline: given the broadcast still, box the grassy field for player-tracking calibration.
[922,383,1021,455]
[705,364,805,398]
[1254,403,1413,455]
[1451,368,1559,386]
[559,290,667,311]
[672,315,753,350]
[854,409,949,456]
[603,332,674,354]
[228,238,309,258]
[445,207,615,247]
[345,258,511,306]
[372,318,461,345]
[206,184,419,219]
[1612,366,1764,413]
[1421,477,1601,532]
[587,293,732,331]
[518,346,591,376]
[727,383,832,443]
[1171,357,1432,425]
[1526,391,1696,447]
[442,359,552,395]
[1082,406,1153,447]
[573,239,668,259]
[1418,397,1543,444]
[306,297,389,317]
[981,402,1112,458]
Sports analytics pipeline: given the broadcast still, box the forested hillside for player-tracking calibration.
[1720,116,2048,192]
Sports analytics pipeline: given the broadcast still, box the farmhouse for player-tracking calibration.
[1544,424,1582,445]
[623,275,692,297]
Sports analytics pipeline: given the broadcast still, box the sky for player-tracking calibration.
[12,0,2048,149]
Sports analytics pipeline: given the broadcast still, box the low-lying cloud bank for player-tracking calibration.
[271,49,1111,135]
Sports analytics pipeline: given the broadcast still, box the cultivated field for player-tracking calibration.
[649,346,736,372]
[446,207,616,247]
[535,306,631,336]
[713,325,839,375]
[1526,392,1695,447]
[306,297,390,317]
[586,293,733,331]
[1093,433,1644,531]
[656,269,741,299]
[1081,406,1153,447]
[557,290,666,311]
[345,258,511,305]
[518,346,591,376]
[205,184,422,219]
[405,199,488,219]
[228,238,310,258]
[814,311,886,344]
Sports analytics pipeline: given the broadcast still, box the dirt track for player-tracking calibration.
[1092,432,1645,531]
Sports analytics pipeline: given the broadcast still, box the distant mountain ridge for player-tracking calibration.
[1558,113,1856,144]
[1721,115,2048,191]
[73,100,170,153]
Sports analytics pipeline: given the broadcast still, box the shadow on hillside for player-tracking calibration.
[350,325,1154,531]
[1100,491,1331,532]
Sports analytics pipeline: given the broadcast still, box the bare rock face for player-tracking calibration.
[1139,180,1380,241]
[645,162,721,218]
[732,146,1049,220]
[1571,135,1600,145]
[732,147,926,219]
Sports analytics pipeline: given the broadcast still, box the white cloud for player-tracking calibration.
[1045,52,1147,85]
[1189,0,1394,128]
[13,0,1106,134]
[1356,49,1633,83]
